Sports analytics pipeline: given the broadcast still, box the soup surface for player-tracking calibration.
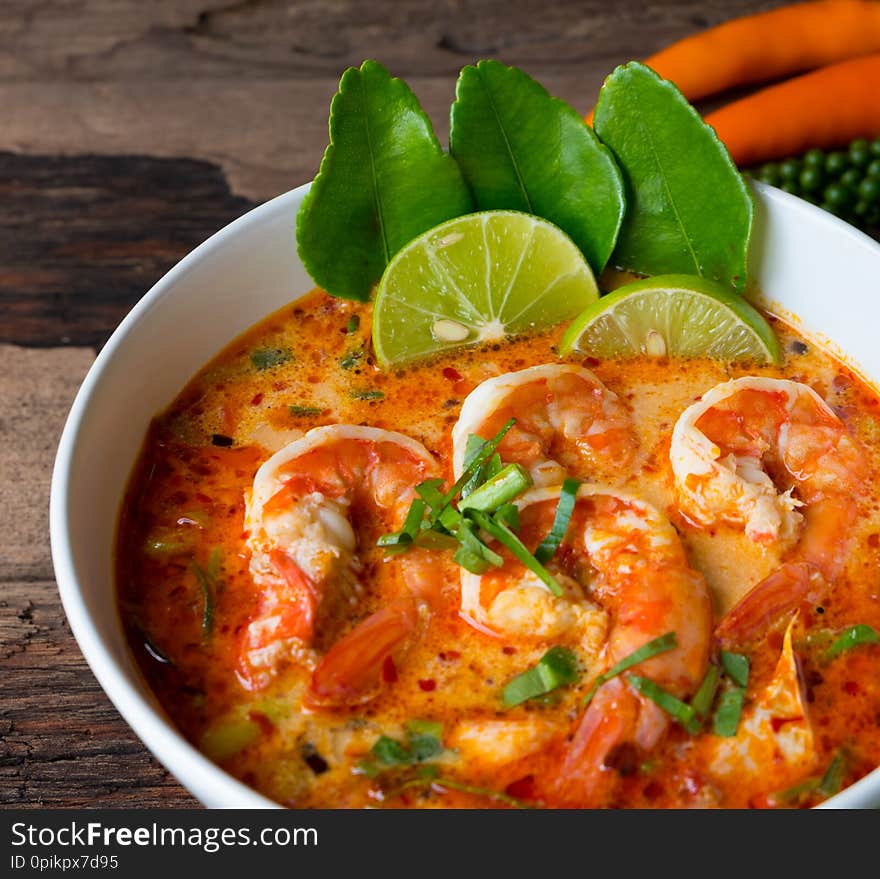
[117,288,880,808]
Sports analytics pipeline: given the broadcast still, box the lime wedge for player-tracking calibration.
[372,211,599,366]
[559,274,781,364]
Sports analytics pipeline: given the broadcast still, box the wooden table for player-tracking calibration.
[0,0,842,808]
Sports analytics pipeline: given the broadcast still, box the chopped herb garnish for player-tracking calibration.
[712,686,745,737]
[360,722,446,776]
[627,674,700,735]
[191,547,223,637]
[211,433,234,447]
[582,632,678,706]
[470,510,563,596]
[534,478,580,564]
[767,750,849,807]
[388,771,529,807]
[720,650,750,688]
[494,502,520,530]
[377,498,428,549]
[340,347,364,369]
[502,646,579,707]
[350,388,384,400]
[458,463,532,514]
[289,404,322,417]
[250,347,292,370]
[690,664,721,720]
[817,750,848,798]
[823,624,880,663]
[346,314,360,333]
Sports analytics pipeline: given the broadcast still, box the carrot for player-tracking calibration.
[585,0,880,123]
[645,0,880,102]
[705,53,880,165]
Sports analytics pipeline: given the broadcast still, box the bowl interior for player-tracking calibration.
[51,182,880,808]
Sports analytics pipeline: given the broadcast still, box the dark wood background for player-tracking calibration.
[0,0,820,808]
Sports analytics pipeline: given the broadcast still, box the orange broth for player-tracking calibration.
[116,289,880,808]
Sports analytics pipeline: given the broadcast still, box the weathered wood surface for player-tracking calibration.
[0,0,870,809]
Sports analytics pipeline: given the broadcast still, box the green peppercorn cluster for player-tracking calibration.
[748,137,880,231]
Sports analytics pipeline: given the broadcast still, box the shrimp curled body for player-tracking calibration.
[452,363,638,488]
[242,425,440,705]
[462,485,712,805]
[671,376,868,645]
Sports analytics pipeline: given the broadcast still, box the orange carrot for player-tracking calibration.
[646,0,880,102]
[705,53,880,165]
[585,0,880,123]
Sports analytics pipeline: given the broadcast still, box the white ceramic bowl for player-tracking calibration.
[50,181,880,809]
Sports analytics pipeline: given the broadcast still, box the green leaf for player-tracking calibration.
[297,60,473,301]
[626,674,700,735]
[720,650,750,689]
[593,62,753,291]
[502,646,580,707]
[450,60,625,273]
[823,624,880,663]
[582,632,677,706]
[712,687,745,737]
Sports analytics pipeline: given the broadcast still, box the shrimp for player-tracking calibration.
[462,485,712,805]
[241,425,441,705]
[451,364,638,488]
[670,376,868,646]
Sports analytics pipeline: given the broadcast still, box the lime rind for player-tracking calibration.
[559,274,780,364]
[373,211,599,366]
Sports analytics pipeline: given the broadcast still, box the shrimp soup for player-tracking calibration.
[115,288,880,809]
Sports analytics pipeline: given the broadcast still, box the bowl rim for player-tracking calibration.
[50,180,880,809]
[48,186,313,809]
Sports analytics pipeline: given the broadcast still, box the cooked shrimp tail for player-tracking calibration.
[555,677,639,805]
[306,596,420,708]
[715,561,822,647]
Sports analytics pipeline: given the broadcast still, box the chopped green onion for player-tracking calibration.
[453,545,491,574]
[460,434,488,498]
[429,777,529,808]
[495,503,520,530]
[346,315,360,333]
[340,348,364,369]
[534,478,580,564]
[250,347,292,370]
[388,772,528,808]
[371,735,412,766]
[502,646,579,707]
[191,547,222,636]
[690,664,721,719]
[415,478,447,511]
[407,733,443,762]
[626,674,700,734]
[817,750,848,798]
[720,650,750,688]
[435,418,515,514]
[376,498,427,549]
[459,463,532,513]
[823,624,880,662]
[582,632,678,706]
[406,719,443,738]
[483,453,503,481]
[457,520,503,567]
[289,404,322,417]
[350,388,384,401]
[712,687,745,737]
[470,510,562,597]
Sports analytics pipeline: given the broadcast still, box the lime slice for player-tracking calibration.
[559,274,781,364]
[372,211,599,366]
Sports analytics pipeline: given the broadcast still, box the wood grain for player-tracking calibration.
[0,153,256,347]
